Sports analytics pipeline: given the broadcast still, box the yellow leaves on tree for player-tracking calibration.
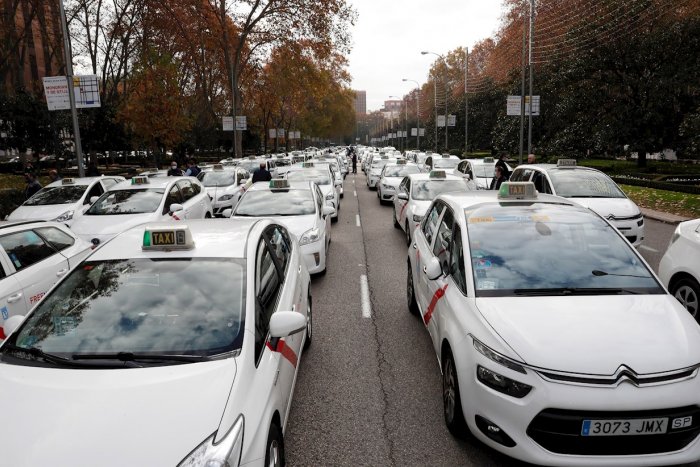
[118,53,191,150]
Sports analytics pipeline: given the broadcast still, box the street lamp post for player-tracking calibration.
[402,79,421,150]
[422,51,449,153]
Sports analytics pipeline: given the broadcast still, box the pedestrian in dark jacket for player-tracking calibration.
[184,159,201,177]
[252,162,272,183]
[167,161,183,176]
[490,166,507,191]
[352,151,357,174]
[495,153,510,180]
[24,172,42,199]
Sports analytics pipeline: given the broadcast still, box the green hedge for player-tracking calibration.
[611,177,700,195]
[0,189,25,219]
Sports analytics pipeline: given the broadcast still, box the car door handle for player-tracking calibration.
[413,243,417,249]
[7,293,22,303]
[298,265,302,274]
[56,268,68,277]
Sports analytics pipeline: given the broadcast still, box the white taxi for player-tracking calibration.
[231,179,334,274]
[7,176,124,225]
[0,220,311,467]
[367,155,397,189]
[425,154,461,172]
[286,163,339,222]
[70,176,213,247]
[407,182,700,466]
[454,158,513,189]
[0,220,91,338]
[510,160,645,247]
[393,171,472,245]
[197,164,251,216]
[377,161,421,204]
[659,218,700,321]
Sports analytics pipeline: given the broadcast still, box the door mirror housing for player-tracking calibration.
[3,315,25,337]
[397,192,409,201]
[89,196,99,204]
[424,256,443,280]
[269,311,307,338]
[221,208,233,218]
[169,203,184,214]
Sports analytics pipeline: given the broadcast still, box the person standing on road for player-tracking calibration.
[24,172,42,200]
[48,169,61,183]
[352,150,357,174]
[184,159,201,177]
[167,161,183,176]
[490,166,507,191]
[495,153,510,180]
[252,162,272,183]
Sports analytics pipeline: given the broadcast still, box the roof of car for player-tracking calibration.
[45,176,116,188]
[111,176,195,190]
[247,180,313,192]
[406,173,465,182]
[91,219,262,261]
[0,220,48,231]
[439,190,578,210]
[515,163,601,173]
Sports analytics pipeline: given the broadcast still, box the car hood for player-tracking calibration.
[0,359,237,466]
[7,203,80,221]
[475,295,700,375]
[567,197,640,219]
[260,214,316,237]
[71,213,162,237]
[381,177,403,188]
[205,185,237,197]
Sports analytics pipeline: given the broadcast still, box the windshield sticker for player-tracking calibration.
[477,279,498,290]
[468,216,494,224]
[475,259,492,269]
[1,306,8,320]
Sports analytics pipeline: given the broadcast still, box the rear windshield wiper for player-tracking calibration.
[513,287,639,296]
[72,352,209,364]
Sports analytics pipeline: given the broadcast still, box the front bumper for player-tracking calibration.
[368,176,380,188]
[610,216,645,247]
[380,187,396,201]
[459,349,700,466]
[300,240,326,274]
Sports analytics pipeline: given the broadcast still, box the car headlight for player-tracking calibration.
[477,365,532,398]
[325,193,334,200]
[412,214,423,222]
[218,194,234,201]
[54,210,74,222]
[472,337,526,374]
[178,415,244,467]
[300,228,321,245]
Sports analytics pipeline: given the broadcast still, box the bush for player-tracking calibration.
[0,189,25,219]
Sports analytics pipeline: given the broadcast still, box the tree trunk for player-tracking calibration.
[637,144,648,168]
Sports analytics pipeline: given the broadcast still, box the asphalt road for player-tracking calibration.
[286,172,696,467]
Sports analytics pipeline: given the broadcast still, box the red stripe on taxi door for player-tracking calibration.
[423,284,448,326]
[266,339,298,368]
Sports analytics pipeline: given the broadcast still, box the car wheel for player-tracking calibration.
[393,206,400,229]
[405,221,411,246]
[442,349,468,436]
[205,212,212,218]
[407,263,419,316]
[265,423,285,467]
[671,276,700,320]
[304,295,312,350]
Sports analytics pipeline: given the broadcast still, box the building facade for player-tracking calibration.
[354,90,366,116]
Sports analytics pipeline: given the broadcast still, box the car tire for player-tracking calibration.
[304,295,312,351]
[671,276,700,321]
[407,263,419,316]
[265,423,285,467]
[393,207,400,229]
[442,348,468,437]
[205,212,212,218]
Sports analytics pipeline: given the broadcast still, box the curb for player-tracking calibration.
[641,208,692,225]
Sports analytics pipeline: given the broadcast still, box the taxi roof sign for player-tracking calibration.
[429,170,447,179]
[142,225,194,251]
[396,159,407,165]
[483,157,495,163]
[557,158,577,167]
[61,178,75,185]
[381,155,389,159]
[498,182,537,200]
[213,164,225,171]
[131,176,149,185]
[442,154,451,158]
[269,179,290,190]
[302,162,315,168]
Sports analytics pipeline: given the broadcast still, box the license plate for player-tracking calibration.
[581,418,668,436]
[151,231,177,246]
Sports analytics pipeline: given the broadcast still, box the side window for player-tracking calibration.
[0,261,5,280]
[405,179,411,196]
[254,239,282,363]
[236,170,248,184]
[432,208,454,273]
[398,177,408,193]
[0,230,57,272]
[35,227,75,252]
[532,171,552,194]
[426,157,432,168]
[422,202,444,246]
[191,181,202,195]
[266,226,290,274]
[163,185,183,214]
[85,183,104,204]
[449,225,467,295]
[178,181,195,202]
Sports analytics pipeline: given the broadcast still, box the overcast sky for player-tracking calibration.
[347,0,505,111]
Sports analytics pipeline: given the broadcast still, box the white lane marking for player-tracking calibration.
[353,190,357,197]
[360,274,371,318]
[639,245,659,253]
[356,214,361,227]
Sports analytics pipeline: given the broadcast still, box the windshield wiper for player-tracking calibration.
[2,343,95,367]
[72,352,209,364]
[514,287,639,296]
[592,269,650,279]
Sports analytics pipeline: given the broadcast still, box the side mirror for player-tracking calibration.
[269,311,307,338]
[221,208,233,218]
[90,196,99,204]
[322,205,336,217]
[397,192,409,201]
[3,314,25,337]
[169,203,184,214]
[424,256,443,280]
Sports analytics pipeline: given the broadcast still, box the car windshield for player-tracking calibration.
[3,258,246,364]
[473,165,496,178]
[549,169,626,198]
[415,154,428,164]
[411,180,469,200]
[286,169,331,185]
[465,204,662,297]
[371,159,393,171]
[234,189,316,216]
[275,159,291,166]
[198,171,236,187]
[237,160,262,172]
[23,186,87,205]
[87,189,164,215]
[433,158,460,169]
[384,165,421,178]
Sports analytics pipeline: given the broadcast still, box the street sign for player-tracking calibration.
[411,128,417,136]
[235,116,247,130]
[269,129,277,138]
[43,77,70,110]
[437,115,446,127]
[278,129,285,138]
[447,115,456,127]
[507,95,540,116]
[222,116,234,131]
[295,131,301,139]
[419,128,426,136]
[43,75,101,111]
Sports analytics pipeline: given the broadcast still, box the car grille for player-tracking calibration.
[625,236,637,244]
[527,407,700,455]
[536,365,698,387]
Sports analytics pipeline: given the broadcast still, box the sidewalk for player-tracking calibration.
[641,207,692,224]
